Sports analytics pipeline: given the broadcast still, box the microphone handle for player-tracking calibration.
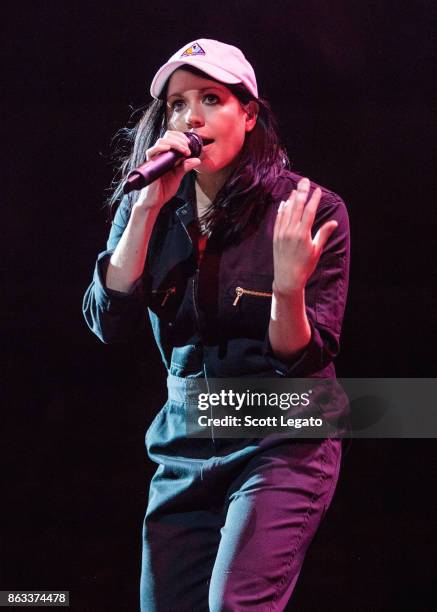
[123,132,203,194]
[123,149,184,193]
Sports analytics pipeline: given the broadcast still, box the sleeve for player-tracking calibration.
[82,197,147,343]
[263,193,350,377]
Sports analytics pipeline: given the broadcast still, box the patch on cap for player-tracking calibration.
[181,42,205,57]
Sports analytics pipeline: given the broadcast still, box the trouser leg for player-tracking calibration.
[208,438,342,612]
[140,464,222,612]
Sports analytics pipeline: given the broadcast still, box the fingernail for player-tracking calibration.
[278,201,285,211]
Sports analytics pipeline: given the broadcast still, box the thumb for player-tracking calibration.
[313,220,338,253]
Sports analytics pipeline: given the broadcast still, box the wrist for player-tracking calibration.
[131,199,162,219]
[272,282,305,301]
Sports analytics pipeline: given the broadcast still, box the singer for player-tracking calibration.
[83,39,350,611]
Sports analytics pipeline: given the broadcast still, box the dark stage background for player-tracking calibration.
[3,1,437,610]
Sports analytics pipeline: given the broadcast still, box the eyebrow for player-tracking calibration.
[167,86,225,99]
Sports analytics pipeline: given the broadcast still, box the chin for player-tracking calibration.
[196,158,233,176]
[196,160,219,174]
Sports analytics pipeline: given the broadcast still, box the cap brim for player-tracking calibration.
[150,60,242,99]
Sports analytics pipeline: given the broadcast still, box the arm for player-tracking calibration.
[105,203,161,293]
[83,131,201,342]
[106,131,201,293]
[268,177,349,371]
[82,196,152,343]
[269,288,311,362]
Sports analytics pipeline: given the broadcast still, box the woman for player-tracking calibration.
[83,38,350,611]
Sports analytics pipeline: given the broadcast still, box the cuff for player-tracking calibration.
[263,318,325,377]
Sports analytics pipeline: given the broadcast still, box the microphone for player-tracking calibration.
[123,132,203,194]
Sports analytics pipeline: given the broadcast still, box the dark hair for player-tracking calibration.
[109,65,290,244]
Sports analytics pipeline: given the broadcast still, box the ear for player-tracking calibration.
[244,101,259,132]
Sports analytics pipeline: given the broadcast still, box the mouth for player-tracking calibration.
[201,138,214,147]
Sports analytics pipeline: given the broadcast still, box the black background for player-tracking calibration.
[3,1,437,610]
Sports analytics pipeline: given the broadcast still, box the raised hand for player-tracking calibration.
[273,177,338,296]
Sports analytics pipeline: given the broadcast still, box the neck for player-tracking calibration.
[195,180,212,221]
[195,165,233,202]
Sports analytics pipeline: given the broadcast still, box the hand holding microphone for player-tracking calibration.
[123,131,203,195]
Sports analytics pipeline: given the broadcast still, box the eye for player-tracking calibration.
[169,99,185,111]
[203,93,219,105]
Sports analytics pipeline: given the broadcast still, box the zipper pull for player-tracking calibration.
[161,286,176,306]
[233,287,244,306]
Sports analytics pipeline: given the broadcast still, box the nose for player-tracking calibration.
[184,103,205,129]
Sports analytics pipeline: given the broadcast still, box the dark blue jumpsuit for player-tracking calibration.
[83,170,350,611]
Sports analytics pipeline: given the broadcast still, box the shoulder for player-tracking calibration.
[273,169,346,203]
[271,169,348,221]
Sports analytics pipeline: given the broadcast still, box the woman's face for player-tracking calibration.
[166,69,257,176]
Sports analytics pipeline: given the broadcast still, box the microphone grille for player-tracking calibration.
[185,132,203,157]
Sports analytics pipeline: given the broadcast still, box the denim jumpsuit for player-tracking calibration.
[83,170,350,611]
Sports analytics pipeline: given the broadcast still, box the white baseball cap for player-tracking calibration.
[150,38,258,100]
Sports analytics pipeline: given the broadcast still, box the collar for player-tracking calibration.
[174,171,197,226]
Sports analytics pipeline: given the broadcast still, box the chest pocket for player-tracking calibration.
[147,269,192,320]
[146,255,196,322]
[151,285,177,308]
[221,273,273,339]
[147,284,179,324]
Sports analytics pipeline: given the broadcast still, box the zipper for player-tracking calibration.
[152,286,176,307]
[233,286,273,307]
[192,271,201,327]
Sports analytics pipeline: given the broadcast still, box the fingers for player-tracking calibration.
[313,220,338,253]
[289,177,310,227]
[301,185,322,230]
[146,130,191,161]
[274,191,297,240]
[177,157,202,178]
[274,178,334,256]
[274,177,313,238]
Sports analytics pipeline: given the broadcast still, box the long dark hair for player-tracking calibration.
[109,66,290,244]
